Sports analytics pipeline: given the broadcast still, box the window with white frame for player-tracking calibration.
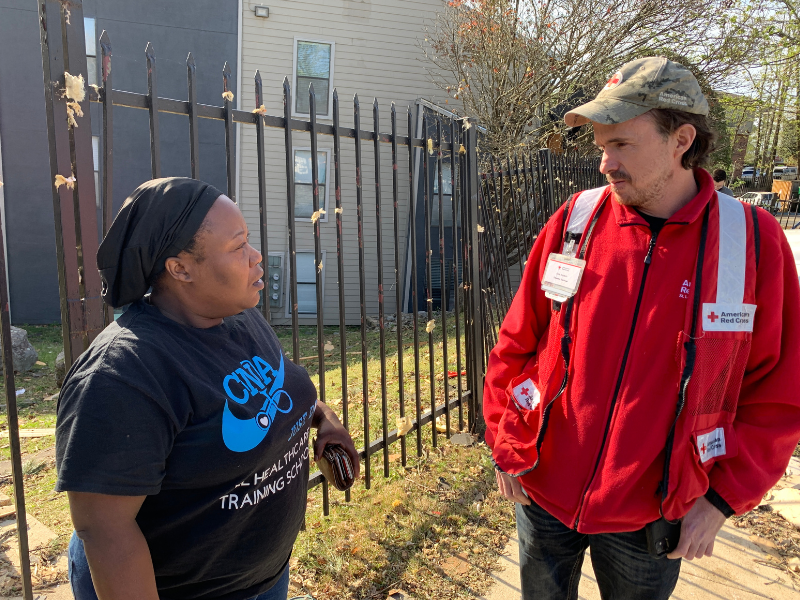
[293,39,334,118]
[92,136,100,209]
[85,17,97,85]
[294,149,330,220]
[287,251,326,315]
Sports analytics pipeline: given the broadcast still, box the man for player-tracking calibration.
[484,56,800,600]
[712,168,735,196]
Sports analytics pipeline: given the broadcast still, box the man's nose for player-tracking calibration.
[599,151,618,175]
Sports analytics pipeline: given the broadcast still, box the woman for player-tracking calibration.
[56,178,359,600]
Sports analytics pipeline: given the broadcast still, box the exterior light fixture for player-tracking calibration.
[253,5,269,17]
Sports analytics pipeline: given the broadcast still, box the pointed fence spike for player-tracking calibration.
[255,69,262,83]
[186,52,195,67]
[145,41,155,59]
[333,88,338,101]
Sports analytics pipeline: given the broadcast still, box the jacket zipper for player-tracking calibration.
[573,227,660,530]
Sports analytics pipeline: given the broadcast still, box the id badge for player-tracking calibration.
[541,253,586,302]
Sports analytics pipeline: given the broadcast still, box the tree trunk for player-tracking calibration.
[769,69,789,169]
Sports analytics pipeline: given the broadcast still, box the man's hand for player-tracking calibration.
[667,496,726,560]
[495,470,531,505]
[312,402,360,480]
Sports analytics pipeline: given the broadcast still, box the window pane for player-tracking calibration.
[295,184,313,218]
[296,284,317,313]
[92,136,100,169]
[294,150,326,184]
[297,42,331,79]
[295,151,312,184]
[295,77,329,115]
[87,57,98,86]
[433,161,453,195]
[84,18,96,57]
[296,252,316,284]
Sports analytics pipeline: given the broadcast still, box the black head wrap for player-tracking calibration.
[97,177,223,307]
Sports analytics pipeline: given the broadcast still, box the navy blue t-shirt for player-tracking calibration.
[55,299,317,600]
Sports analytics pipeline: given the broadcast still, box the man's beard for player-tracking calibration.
[606,168,669,210]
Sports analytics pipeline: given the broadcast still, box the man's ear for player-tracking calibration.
[163,255,194,284]
[674,123,697,161]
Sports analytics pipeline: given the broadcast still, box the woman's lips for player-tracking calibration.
[253,279,265,289]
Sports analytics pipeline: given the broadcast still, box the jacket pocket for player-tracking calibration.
[680,331,751,417]
[692,422,739,472]
[492,374,546,476]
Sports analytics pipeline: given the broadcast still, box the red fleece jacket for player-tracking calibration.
[483,169,800,533]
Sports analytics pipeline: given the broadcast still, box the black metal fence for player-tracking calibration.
[730,175,800,229]
[475,152,605,355]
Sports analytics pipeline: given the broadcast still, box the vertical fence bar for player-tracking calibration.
[450,119,464,431]
[489,164,514,311]
[100,30,115,326]
[0,211,32,600]
[465,120,484,431]
[422,115,437,447]
[373,100,390,476]
[254,71,270,323]
[527,148,543,233]
[408,108,422,457]
[540,148,555,216]
[223,62,235,202]
[332,91,351,500]
[497,157,523,279]
[187,53,200,179]
[485,162,519,298]
[145,42,161,179]
[282,79,300,362]
[63,1,104,349]
[516,152,535,255]
[100,31,113,238]
[391,104,407,465]
[308,85,330,514]
[39,0,83,367]
[436,118,450,437]
[354,95,371,488]
[510,155,530,262]
[460,126,474,430]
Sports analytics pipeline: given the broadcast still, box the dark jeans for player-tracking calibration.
[68,531,291,600]
[516,501,681,600]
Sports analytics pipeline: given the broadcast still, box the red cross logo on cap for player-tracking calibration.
[604,71,623,90]
[708,312,719,323]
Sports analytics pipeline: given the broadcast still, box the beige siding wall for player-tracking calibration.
[237,0,450,326]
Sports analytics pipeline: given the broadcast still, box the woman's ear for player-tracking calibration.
[163,255,194,284]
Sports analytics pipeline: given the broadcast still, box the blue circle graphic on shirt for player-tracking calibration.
[221,353,294,452]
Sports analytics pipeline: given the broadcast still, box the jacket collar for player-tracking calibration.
[611,168,715,227]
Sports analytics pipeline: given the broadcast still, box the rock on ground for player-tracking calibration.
[9,327,37,373]
[55,351,65,388]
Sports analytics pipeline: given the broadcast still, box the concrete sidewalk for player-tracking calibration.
[785,229,800,274]
[480,523,798,600]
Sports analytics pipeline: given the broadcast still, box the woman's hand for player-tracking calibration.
[311,402,361,479]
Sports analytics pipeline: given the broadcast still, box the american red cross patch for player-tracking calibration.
[511,378,539,411]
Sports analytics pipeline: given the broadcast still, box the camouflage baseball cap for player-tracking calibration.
[563,57,709,127]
